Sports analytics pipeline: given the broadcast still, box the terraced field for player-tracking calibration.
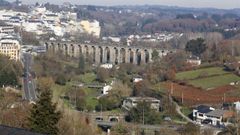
[176,67,240,89]
[189,74,240,89]
[176,67,227,80]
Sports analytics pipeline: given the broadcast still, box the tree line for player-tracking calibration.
[0,55,22,87]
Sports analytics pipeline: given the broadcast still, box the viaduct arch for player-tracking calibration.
[44,41,173,65]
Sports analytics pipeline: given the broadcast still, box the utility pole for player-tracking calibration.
[237,110,239,135]
[75,87,77,108]
[73,113,75,135]
[171,82,173,95]
[74,87,77,135]
[181,92,184,104]
[143,106,145,125]
[101,104,103,118]
[232,40,234,57]
[223,93,225,103]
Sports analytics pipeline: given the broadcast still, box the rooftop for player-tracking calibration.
[0,25,13,27]
[0,35,19,42]
[206,109,226,117]
[195,105,213,113]
[0,125,45,135]
[126,97,160,102]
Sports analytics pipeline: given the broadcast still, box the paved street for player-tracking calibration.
[22,53,37,101]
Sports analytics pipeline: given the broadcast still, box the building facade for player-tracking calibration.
[80,20,101,38]
[0,25,14,34]
[0,36,21,60]
[193,105,232,126]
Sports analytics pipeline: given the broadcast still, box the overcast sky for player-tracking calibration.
[8,0,240,9]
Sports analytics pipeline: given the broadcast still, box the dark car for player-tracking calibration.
[202,119,212,124]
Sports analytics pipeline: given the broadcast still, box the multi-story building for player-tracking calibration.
[43,13,60,22]
[80,20,101,38]
[193,105,215,123]
[0,35,21,60]
[193,105,233,126]
[0,25,15,34]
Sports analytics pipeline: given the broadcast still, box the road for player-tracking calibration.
[172,100,194,123]
[22,53,37,102]
[96,121,180,132]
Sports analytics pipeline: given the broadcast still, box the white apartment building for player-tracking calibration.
[32,6,47,15]
[43,13,60,22]
[65,22,83,34]
[0,8,102,38]
[50,24,65,37]
[22,20,45,35]
[0,10,15,21]
[0,36,21,60]
[0,25,15,34]
[80,20,101,38]
[60,12,77,21]
[0,10,27,24]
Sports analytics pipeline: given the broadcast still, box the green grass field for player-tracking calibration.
[72,73,97,84]
[181,106,192,117]
[176,67,240,89]
[85,97,98,110]
[83,87,99,110]
[51,82,100,111]
[189,74,240,89]
[176,67,227,80]
[52,84,71,102]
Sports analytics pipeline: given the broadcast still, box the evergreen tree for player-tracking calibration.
[185,38,207,57]
[28,90,61,135]
[0,55,22,87]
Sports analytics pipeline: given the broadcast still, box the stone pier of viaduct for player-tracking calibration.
[44,41,174,65]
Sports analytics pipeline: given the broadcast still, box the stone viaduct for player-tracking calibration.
[44,41,174,65]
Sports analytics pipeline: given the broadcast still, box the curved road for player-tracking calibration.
[168,95,193,123]
[173,101,194,123]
